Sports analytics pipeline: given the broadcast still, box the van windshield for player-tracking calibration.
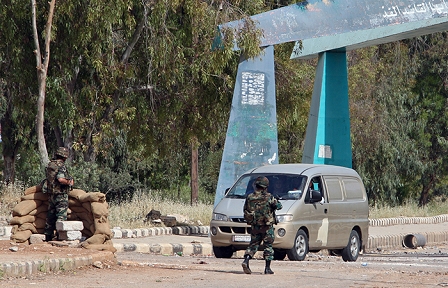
[225,174,307,200]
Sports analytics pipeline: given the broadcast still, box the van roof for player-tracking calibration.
[245,164,360,177]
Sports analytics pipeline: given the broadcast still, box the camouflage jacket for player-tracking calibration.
[243,189,282,226]
[43,159,70,194]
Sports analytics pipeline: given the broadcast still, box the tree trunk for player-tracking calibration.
[419,174,435,207]
[3,155,15,185]
[419,186,430,207]
[32,0,56,167]
[191,138,199,206]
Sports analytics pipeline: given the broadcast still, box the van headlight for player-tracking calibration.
[212,213,228,221]
[276,214,293,223]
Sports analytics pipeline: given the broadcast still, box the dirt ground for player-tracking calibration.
[1,240,448,287]
[0,239,103,262]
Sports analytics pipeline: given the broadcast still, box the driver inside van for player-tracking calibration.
[272,179,285,197]
[308,180,325,204]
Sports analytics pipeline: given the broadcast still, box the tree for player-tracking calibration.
[32,0,56,166]
[0,0,38,184]
[275,42,316,163]
[350,43,422,206]
[410,33,448,206]
[122,0,265,204]
[27,0,267,202]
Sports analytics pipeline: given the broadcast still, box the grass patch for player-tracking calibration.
[369,197,448,218]
[0,185,23,217]
[107,190,213,229]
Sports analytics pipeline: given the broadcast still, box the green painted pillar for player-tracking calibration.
[302,50,352,168]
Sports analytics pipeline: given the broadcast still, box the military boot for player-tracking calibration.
[264,260,274,274]
[241,254,252,274]
[44,234,53,242]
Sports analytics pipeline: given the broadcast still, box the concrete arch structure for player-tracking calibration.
[214,0,448,206]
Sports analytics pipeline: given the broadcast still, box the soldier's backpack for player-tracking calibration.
[44,160,59,192]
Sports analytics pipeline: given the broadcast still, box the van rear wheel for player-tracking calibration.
[213,246,233,258]
[287,229,308,261]
[341,230,360,262]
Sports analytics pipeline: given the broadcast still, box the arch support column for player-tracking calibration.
[302,50,352,168]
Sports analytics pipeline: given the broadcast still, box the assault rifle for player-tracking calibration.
[65,167,74,191]
[66,176,73,191]
[272,194,280,225]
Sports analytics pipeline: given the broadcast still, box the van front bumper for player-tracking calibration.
[210,220,297,250]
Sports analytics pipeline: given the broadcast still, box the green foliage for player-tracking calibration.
[14,149,44,187]
[69,158,101,192]
[199,143,223,195]
[98,166,134,194]
[275,42,316,163]
[409,33,448,206]
[350,44,423,206]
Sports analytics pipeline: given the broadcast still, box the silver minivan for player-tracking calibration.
[210,164,369,262]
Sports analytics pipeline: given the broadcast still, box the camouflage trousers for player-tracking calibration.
[44,193,68,237]
[244,225,275,261]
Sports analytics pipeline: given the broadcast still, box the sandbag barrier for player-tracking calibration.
[9,185,116,253]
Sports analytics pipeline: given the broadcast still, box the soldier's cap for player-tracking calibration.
[254,176,269,188]
[55,147,69,158]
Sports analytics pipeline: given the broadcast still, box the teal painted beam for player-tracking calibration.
[302,51,352,168]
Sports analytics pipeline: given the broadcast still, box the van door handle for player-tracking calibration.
[324,209,328,214]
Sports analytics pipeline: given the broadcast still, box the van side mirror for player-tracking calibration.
[224,188,230,195]
[309,190,323,203]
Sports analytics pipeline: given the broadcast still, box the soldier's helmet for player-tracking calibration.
[55,147,69,158]
[254,176,269,188]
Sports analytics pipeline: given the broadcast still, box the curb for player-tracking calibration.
[111,226,210,239]
[368,214,448,226]
[0,226,12,238]
[0,251,115,278]
[366,231,448,251]
[112,231,448,257]
[111,226,213,256]
[113,242,214,256]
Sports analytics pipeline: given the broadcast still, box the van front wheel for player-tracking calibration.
[287,229,308,261]
[341,230,360,262]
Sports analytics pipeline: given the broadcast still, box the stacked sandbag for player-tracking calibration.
[67,189,96,237]
[10,185,48,243]
[68,189,116,252]
[9,186,116,253]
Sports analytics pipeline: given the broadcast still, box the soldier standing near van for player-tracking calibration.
[43,147,74,241]
[242,176,282,274]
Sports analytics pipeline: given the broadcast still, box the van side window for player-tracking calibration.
[325,177,343,202]
[343,178,365,200]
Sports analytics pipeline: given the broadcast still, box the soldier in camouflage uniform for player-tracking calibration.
[43,147,74,241]
[242,176,282,275]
